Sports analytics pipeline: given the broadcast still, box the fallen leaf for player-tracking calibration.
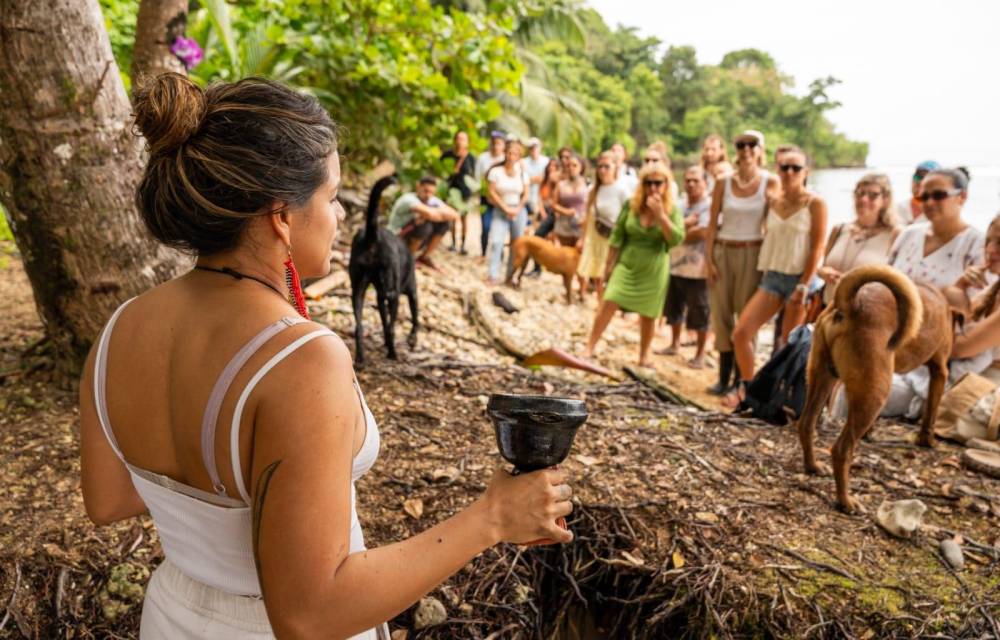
[939,455,962,469]
[695,511,719,524]
[403,498,424,519]
[672,550,685,569]
[575,454,599,466]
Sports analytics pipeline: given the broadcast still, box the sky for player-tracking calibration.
[586,0,1000,168]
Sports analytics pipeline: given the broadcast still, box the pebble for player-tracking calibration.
[413,596,447,629]
[940,539,964,570]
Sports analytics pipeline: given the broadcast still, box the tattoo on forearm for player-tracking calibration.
[252,459,282,599]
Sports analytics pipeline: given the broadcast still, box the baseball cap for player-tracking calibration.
[489,130,505,139]
[526,137,541,148]
[915,160,941,172]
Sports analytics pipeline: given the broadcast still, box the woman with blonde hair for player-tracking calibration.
[577,150,631,299]
[817,172,900,304]
[582,160,685,366]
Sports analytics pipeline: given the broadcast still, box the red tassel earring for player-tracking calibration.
[283,247,310,320]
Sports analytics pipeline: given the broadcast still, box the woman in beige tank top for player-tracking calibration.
[817,173,900,304]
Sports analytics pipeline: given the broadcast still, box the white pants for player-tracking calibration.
[141,559,384,639]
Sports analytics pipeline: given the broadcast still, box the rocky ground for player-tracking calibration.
[2,213,999,638]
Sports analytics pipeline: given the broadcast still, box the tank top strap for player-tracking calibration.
[756,170,770,197]
[228,327,337,504]
[200,316,308,497]
[723,175,733,199]
[93,298,138,464]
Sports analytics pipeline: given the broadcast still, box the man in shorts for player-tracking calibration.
[660,166,712,368]
[387,175,459,271]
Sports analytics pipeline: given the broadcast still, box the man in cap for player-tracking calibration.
[522,137,549,218]
[897,160,941,225]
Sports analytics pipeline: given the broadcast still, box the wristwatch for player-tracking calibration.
[794,283,809,295]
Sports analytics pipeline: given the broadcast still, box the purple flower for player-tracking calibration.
[170,36,204,71]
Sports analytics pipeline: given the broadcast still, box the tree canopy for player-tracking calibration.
[98,0,868,175]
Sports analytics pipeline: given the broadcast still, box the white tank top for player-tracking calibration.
[717,171,769,242]
[757,202,813,274]
[93,299,379,597]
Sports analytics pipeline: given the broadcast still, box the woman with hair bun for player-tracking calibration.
[79,74,573,638]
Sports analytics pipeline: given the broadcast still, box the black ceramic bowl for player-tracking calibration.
[487,394,588,472]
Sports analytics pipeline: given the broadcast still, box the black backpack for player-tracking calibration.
[738,324,813,425]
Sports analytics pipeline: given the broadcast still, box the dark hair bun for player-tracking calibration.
[132,72,207,156]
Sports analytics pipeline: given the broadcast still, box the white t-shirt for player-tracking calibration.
[522,154,549,210]
[592,180,631,228]
[487,165,527,208]
[616,170,639,196]
[475,151,504,181]
[888,223,983,288]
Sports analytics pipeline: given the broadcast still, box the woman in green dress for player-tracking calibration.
[583,160,685,366]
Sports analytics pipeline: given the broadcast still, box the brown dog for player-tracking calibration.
[508,235,581,304]
[796,264,952,513]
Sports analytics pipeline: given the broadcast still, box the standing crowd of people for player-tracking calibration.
[411,129,999,415]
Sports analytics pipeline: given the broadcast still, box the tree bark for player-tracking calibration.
[131,0,188,86]
[0,0,187,374]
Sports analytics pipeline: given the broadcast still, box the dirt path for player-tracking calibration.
[2,232,1000,638]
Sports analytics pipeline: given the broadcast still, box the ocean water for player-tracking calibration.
[810,165,1000,232]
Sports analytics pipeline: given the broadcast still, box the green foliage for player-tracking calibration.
[0,202,12,242]
[97,0,867,173]
[99,0,138,92]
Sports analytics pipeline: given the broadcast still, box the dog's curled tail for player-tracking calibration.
[363,174,398,242]
[833,264,923,348]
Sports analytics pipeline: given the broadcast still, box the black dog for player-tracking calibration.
[349,175,419,365]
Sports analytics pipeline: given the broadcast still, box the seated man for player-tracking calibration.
[387,175,459,270]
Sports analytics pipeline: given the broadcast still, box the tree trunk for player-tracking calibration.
[0,0,187,374]
[131,0,188,86]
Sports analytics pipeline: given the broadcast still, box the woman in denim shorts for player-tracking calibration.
[726,146,827,406]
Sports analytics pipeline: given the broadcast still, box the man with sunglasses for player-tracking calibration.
[895,160,940,225]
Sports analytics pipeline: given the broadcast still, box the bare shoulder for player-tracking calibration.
[808,192,828,212]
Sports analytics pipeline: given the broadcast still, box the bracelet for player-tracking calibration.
[794,283,809,294]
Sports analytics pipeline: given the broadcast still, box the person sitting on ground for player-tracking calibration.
[726,146,827,407]
[896,160,941,225]
[441,130,476,255]
[948,213,1000,382]
[817,172,900,305]
[81,73,573,639]
[872,167,985,419]
[387,175,459,271]
[578,150,632,300]
[583,160,685,367]
[658,166,713,368]
[486,140,530,285]
[551,152,588,247]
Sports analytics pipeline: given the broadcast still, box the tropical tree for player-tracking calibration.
[0,0,187,372]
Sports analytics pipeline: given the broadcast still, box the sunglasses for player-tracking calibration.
[917,188,963,203]
[735,140,758,150]
[643,157,659,163]
[912,170,930,183]
[779,164,804,173]
[644,179,666,187]
[854,189,884,200]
